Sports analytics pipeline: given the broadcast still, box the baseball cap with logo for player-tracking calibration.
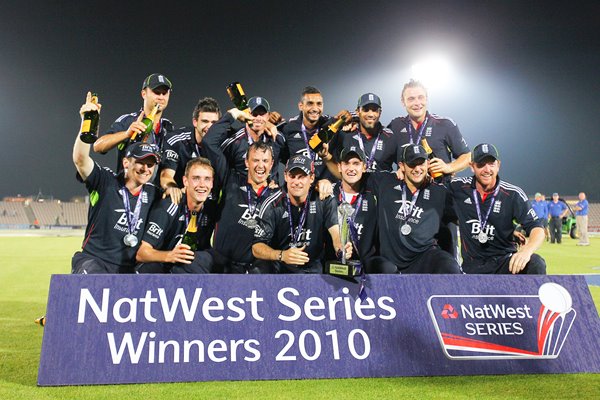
[248,96,270,113]
[285,154,313,175]
[472,143,500,163]
[401,144,428,164]
[142,73,172,91]
[357,92,382,108]
[339,146,366,162]
[125,143,161,163]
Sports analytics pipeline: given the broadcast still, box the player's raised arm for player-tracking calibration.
[73,91,100,181]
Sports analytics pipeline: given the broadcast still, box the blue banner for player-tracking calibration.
[38,275,600,386]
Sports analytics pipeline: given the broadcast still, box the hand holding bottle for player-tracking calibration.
[130,104,160,142]
[79,92,101,144]
[166,243,195,264]
[335,109,353,124]
[229,107,255,123]
[79,91,102,118]
[127,113,149,140]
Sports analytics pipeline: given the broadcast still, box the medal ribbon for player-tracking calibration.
[472,185,500,235]
[401,185,420,222]
[408,116,429,145]
[355,131,380,170]
[286,190,312,245]
[121,187,144,235]
[246,185,269,215]
[300,123,316,161]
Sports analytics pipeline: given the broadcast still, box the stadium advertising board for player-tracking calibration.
[38,275,600,385]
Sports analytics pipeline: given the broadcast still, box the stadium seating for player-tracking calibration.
[29,202,63,226]
[0,201,30,226]
[61,202,87,227]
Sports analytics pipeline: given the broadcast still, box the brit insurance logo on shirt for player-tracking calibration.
[427,283,576,360]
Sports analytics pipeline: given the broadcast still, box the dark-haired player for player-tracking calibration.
[331,93,400,172]
[160,97,221,203]
[208,141,283,274]
[280,86,352,185]
[203,96,284,185]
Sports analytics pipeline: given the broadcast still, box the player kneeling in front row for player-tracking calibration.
[72,92,162,274]
[448,143,546,274]
[136,158,218,273]
[252,155,352,273]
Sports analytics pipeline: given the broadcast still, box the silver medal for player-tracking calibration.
[401,224,412,236]
[478,231,488,244]
[246,218,257,229]
[123,234,139,247]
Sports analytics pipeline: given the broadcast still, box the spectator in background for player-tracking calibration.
[548,192,568,244]
[531,192,549,241]
[574,192,590,246]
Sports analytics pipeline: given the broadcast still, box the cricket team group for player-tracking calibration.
[71,73,547,277]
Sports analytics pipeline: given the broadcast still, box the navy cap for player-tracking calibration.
[125,143,161,163]
[401,144,428,164]
[248,96,270,113]
[285,154,313,175]
[357,93,381,108]
[472,143,500,163]
[339,146,366,162]
[142,73,172,90]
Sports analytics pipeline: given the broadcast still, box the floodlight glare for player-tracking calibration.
[410,55,453,89]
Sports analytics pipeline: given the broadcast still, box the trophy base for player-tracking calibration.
[324,260,361,278]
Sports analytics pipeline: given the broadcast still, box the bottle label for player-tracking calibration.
[308,134,322,149]
[236,83,245,96]
[81,120,91,133]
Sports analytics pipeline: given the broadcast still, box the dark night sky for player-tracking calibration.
[2,1,599,200]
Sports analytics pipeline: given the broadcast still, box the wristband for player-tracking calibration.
[278,250,283,261]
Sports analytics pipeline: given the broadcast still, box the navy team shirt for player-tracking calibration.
[449,176,543,262]
[79,162,160,268]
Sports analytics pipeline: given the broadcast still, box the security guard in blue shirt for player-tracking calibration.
[547,193,568,244]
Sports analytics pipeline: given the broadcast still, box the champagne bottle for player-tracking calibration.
[131,104,160,143]
[226,81,250,113]
[181,212,198,251]
[79,93,100,144]
[421,138,443,179]
[308,115,347,152]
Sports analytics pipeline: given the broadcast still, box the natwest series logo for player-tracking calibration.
[428,283,576,359]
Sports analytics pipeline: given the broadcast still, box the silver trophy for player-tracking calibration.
[338,202,355,264]
[325,202,360,277]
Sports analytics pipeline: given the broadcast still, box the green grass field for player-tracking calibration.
[1,234,599,400]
